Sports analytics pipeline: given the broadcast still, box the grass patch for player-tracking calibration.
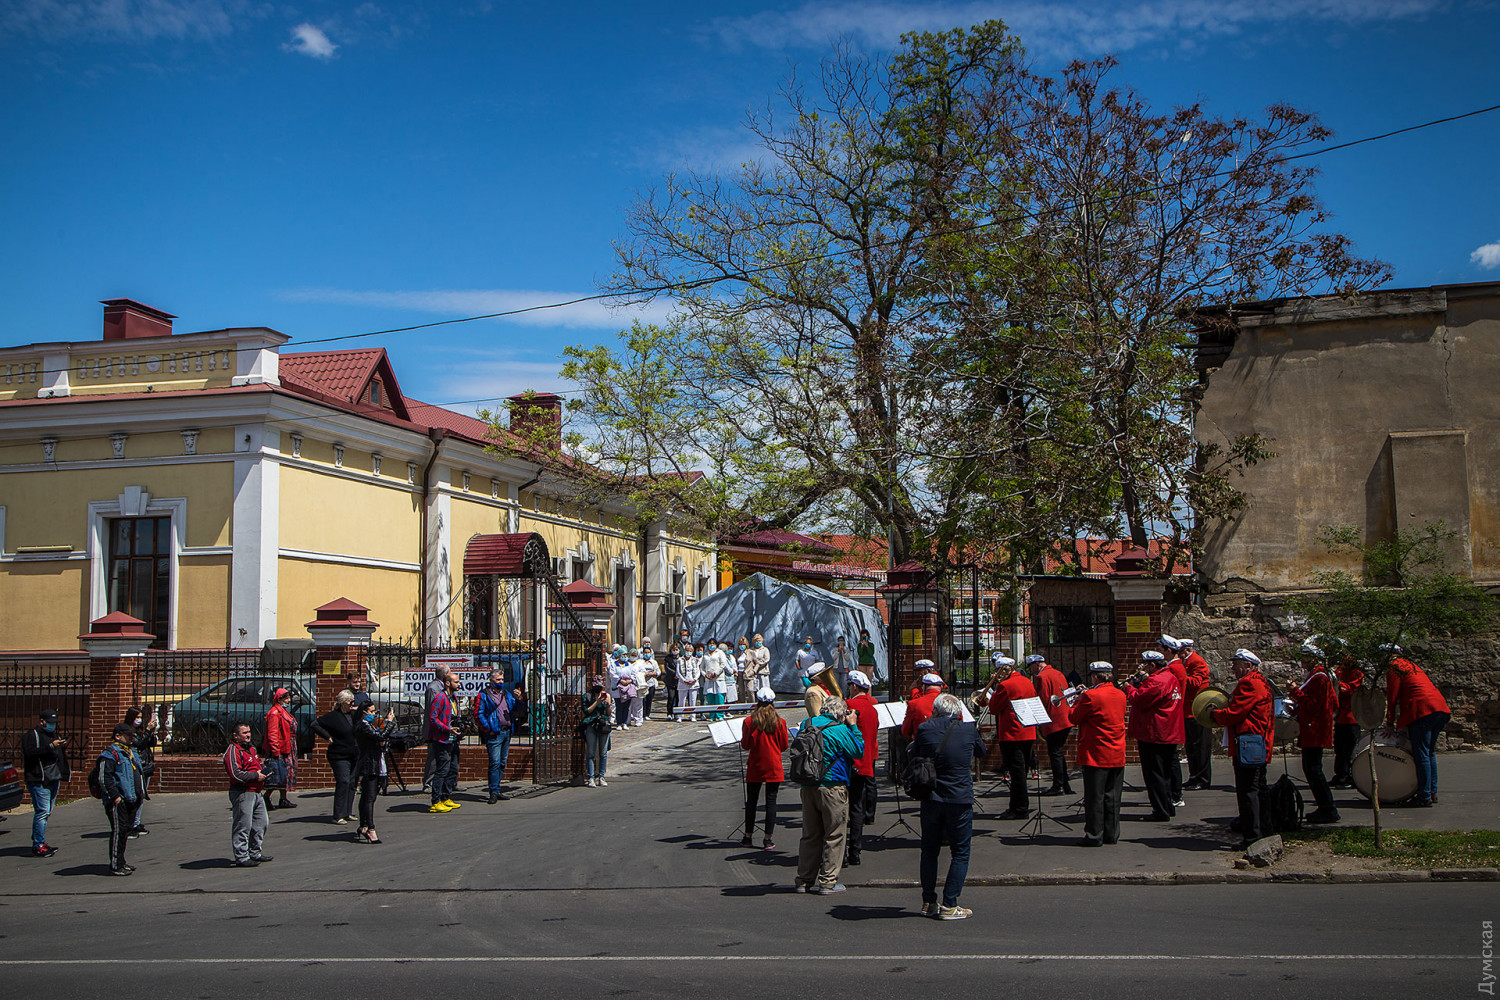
[1287,828,1500,868]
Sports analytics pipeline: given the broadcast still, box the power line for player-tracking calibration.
[5,100,1499,393]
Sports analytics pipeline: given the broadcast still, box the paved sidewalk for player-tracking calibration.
[1,714,1495,895]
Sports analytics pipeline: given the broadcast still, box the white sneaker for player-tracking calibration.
[597,777,608,787]
[585,777,596,787]
[1173,799,1186,808]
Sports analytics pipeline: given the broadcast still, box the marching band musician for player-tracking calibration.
[900,662,944,740]
[1026,654,1075,796]
[1180,639,1214,790]
[1211,649,1275,846]
[1070,661,1127,847]
[1124,649,1182,821]
[1159,637,1189,806]
[1328,639,1364,788]
[1288,639,1340,823]
[1383,646,1451,808]
[984,655,1037,820]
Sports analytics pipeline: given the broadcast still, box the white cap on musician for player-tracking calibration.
[1140,650,1166,663]
[920,672,945,687]
[1024,654,1046,665]
[1158,634,1183,651]
[992,653,1015,668]
[1299,639,1325,659]
[1088,661,1114,675]
[847,670,872,691]
[915,658,935,671]
[755,687,776,704]
[1180,639,1195,648]
[1231,648,1262,665]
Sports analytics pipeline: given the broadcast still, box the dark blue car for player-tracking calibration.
[168,675,316,755]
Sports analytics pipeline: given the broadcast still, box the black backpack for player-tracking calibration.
[787,721,827,787]
[902,718,958,800]
[1263,774,1304,834]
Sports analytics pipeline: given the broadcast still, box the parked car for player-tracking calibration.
[0,758,23,814]
[167,675,316,755]
[951,608,999,660]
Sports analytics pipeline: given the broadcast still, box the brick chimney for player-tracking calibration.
[507,392,563,451]
[102,298,175,341]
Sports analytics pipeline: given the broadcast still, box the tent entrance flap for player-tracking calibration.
[681,573,887,692]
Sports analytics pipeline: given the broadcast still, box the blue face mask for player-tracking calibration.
[754,641,762,648]
[43,721,57,733]
[364,712,376,723]
[804,643,812,650]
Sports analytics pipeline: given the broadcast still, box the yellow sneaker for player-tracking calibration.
[441,798,462,809]
[428,802,452,814]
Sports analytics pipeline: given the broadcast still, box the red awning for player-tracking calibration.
[462,532,549,578]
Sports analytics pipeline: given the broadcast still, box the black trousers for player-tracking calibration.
[1232,760,1267,842]
[846,772,878,854]
[1184,718,1213,787]
[358,775,380,829]
[1081,765,1123,845]
[744,781,780,840]
[643,688,655,719]
[1043,728,1073,790]
[105,798,140,870]
[329,757,356,819]
[1332,723,1360,783]
[1302,747,1335,813]
[1138,741,1177,817]
[1169,743,1183,800]
[1001,740,1030,813]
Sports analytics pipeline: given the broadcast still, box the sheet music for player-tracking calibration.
[1011,696,1052,727]
[874,702,906,729]
[708,716,746,747]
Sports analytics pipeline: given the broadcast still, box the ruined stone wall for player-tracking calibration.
[1164,596,1500,745]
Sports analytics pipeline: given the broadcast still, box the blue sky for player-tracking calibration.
[3,1,1498,412]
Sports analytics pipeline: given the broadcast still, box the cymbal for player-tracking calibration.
[1191,686,1230,729]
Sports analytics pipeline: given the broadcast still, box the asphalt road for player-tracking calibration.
[0,883,1489,999]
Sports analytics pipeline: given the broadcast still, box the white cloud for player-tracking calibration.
[0,0,249,41]
[710,0,1447,60]
[279,287,678,330]
[284,22,336,59]
[415,357,577,415]
[1471,241,1500,270]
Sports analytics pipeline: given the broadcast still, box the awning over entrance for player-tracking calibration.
[462,532,549,578]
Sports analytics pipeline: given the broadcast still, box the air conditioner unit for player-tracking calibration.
[661,593,685,617]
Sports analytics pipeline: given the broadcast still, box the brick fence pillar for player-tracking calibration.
[878,562,942,698]
[1106,548,1168,679]
[79,612,154,768]
[304,599,379,716]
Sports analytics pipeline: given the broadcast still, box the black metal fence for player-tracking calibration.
[0,655,89,764]
[142,646,317,756]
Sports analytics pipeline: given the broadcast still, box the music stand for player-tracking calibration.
[1010,698,1072,838]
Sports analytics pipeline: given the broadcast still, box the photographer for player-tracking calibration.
[122,706,158,836]
[580,682,613,787]
[22,709,70,859]
[353,697,395,844]
[99,723,145,875]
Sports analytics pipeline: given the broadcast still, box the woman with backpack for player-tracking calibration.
[740,688,789,850]
[122,706,157,836]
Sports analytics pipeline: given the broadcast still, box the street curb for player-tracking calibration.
[860,867,1499,887]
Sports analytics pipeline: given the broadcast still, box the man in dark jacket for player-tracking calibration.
[22,709,70,858]
[476,670,515,804]
[912,693,988,920]
[99,723,145,875]
[224,722,273,867]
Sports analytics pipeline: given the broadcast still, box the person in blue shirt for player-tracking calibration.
[476,670,517,804]
[99,723,145,876]
[794,696,865,895]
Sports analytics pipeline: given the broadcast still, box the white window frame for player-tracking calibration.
[88,490,187,649]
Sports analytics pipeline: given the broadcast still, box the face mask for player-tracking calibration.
[754,641,762,648]
[644,653,653,659]
[43,721,57,733]
[364,712,377,723]
[804,643,812,650]
[739,645,747,652]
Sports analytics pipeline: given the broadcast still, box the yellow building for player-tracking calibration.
[0,299,716,650]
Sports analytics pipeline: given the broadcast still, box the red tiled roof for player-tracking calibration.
[1042,537,1191,576]
[405,399,497,441]
[279,348,410,420]
[726,529,836,554]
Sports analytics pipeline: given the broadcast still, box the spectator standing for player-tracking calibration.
[856,629,876,674]
[425,673,462,813]
[701,642,731,721]
[1070,662,1128,847]
[1384,648,1450,807]
[743,634,771,698]
[794,696,865,895]
[640,648,660,722]
[313,690,359,823]
[122,707,158,836]
[794,637,820,689]
[1027,654,1075,796]
[224,722,272,867]
[663,644,681,718]
[677,643,703,721]
[913,693,988,919]
[830,637,854,699]
[423,664,453,791]
[21,709,69,858]
[740,688,790,849]
[262,687,298,811]
[735,637,754,703]
[984,655,1038,821]
[99,723,145,875]
[475,670,516,803]
[352,698,394,844]
[580,683,613,787]
[843,670,880,866]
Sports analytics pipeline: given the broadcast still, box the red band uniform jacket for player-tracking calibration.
[1211,669,1274,764]
[986,673,1038,743]
[1071,682,1127,769]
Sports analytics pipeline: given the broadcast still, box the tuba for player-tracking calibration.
[811,664,842,699]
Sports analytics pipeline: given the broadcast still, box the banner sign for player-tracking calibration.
[404,654,490,698]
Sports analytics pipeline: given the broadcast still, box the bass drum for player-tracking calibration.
[1352,729,1417,804]
[1352,683,1386,731]
[1273,696,1299,746]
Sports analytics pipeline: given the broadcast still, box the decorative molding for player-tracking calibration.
[491,479,500,499]
[372,452,382,477]
[41,436,58,463]
[181,429,199,456]
[290,433,303,458]
[407,461,417,484]
[333,442,345,468]
[86,493,187,649]
[462,470,471,492]
[109,432,128,459]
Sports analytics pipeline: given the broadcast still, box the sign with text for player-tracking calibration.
[901,629,923,646]
[1125,616,1151,634]
[402,654,490,698]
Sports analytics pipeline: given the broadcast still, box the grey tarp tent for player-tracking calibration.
[682,573,887,693]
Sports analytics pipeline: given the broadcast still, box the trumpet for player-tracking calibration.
[967,670,1001,716]
[1051,685,1086,707]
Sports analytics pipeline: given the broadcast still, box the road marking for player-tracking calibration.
[0,954,1472,966]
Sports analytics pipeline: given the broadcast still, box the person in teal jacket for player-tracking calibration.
[795,697,865,895]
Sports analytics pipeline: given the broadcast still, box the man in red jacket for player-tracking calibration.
[1289,640,1340,823]
[1180,639,1214,790]
[1383,647,1450,807]
[1329,640,1365,788]
[844,670,880,865]
[1071,661,1127,847]
[1160,637,1188,806]
[901,666,944,740]
[985,655,1037,820]
[224,722,273,867]
[1026,654,1074,796]
[1125,650,1182,821]
[1212,649,1274,846]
